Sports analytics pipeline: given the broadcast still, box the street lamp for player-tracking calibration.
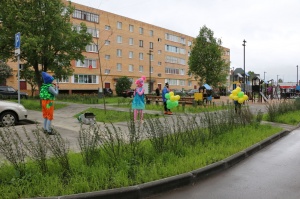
[231,67,235,90]
[264,71,266,81]
[297,65,298,86]
[242,40,246,92]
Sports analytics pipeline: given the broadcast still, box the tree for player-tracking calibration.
[20,68,38,97]
[0,62,13,85]
[0,0,92,90]
[188,25,229,88]
[115,77,132,96]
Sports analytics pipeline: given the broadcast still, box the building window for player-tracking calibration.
[139,53,143,60]
[129,38,134,45]
[76,59,97,68]
[139,40,143,47]
[117,49,122,57]
[149,30,153,36]
[86,44,98,52]
[129,24,134,32]
[117,21,122,29]
[139,27,144,34]
[73,26,99,38]
[139,65,143,72]
[151,66,153,73]
[105,55,110,60]
[149,42,153,49]
[150,54,154,61]
[129,64,134,72]
[158,50,162,54]
[180,69,185,75]
[105,40,110,45]
[158,61,162,66]
[158,38,162,42]
[117,63,122,71]
[58,77,69,83]
[117,35,122,43]
[188,81,192,86]
[72,9,99,23]
[74,74,97,84]
[104,69,110,74]
[105,25,111,30]
[129,51,133,59]
[188,41,192,46]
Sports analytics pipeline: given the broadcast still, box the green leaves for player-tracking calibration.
[188,25,229,88]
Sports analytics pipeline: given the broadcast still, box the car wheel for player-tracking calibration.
[0,111,17,127]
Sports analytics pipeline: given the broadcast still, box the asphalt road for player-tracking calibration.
[149,128,300,199]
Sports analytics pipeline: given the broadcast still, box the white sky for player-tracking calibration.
[71,0,300,83]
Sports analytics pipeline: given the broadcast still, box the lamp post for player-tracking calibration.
[277,75,279,86]
[264,71,266,81]
[147,50,153,94]
[242,40,246,92]
[297,65,298,86]
[231,67,235,90]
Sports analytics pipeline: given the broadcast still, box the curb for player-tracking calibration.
[24,129,292,199]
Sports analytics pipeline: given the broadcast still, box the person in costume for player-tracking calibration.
[131,76,146,122]
[162,82,172,115]
[39,72,59,135]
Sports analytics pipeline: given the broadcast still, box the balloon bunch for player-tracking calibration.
[165,91,180,109]
[229,86,248,104]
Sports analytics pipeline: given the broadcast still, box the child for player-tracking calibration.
[39,72,59,135]
[132,76,146,122]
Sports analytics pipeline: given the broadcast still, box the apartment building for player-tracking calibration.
[5,1,230,95]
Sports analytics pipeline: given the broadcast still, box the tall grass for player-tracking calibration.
[0,106,281,198]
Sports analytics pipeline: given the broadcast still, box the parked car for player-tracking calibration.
[103,88,113,97]
[187,89,199,97]
[0,86,29,99]
[172,89,187,97]
[122,89,135,98]
[0,100,28,126]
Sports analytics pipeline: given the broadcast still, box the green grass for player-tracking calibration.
[264,110,300,125]
[0,124,282,198]
[74,107,161,123]
[9,99,68,111]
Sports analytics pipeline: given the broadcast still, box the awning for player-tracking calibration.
[203,83,212,90]
[237,73,243,78]
[296,86,300,91]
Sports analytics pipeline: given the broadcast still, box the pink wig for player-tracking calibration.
[135,76,146,87]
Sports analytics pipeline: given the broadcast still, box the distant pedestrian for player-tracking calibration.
[162,82,172,115]
[132,76,146,122]
[39,72,59,135]
[155,87,160,96]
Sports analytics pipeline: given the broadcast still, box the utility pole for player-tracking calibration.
[147,50,153,94]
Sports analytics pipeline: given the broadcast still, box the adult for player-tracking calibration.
[162,82,172,115]
[155,87,160,96]
[39,72,59,135]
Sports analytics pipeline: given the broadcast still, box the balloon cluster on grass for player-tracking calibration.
[229,86,248,104]
[165,91,180,109]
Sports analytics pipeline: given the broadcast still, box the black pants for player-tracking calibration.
[163,101,170,112]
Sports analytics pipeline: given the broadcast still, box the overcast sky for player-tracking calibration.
[71,0,300,83]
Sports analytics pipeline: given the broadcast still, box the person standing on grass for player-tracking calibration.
[132,76,146,122]
[162,82,172,115]
[39,72,59,135]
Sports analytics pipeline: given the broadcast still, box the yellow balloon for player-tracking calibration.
[229,94,234,99]
[170,96,176,101]
[238,98,244,104]
[169,91,174,96]
[236,87,241,92]
[175,95,180,101]
[243,95,248,101]
[233,96,239,101]
[232,90,238,95]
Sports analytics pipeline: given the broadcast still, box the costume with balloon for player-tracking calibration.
[229,86,248,112]
[132,76,146,121]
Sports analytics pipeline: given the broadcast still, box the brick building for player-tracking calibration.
[4,1,230,95]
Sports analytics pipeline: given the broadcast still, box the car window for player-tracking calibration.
[7,87,16,92]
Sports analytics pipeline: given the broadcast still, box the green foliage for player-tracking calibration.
[188,25,229,88]
[0,62,13,84]
[115,76,132,96]
[0,111,283,198]
[0,0,93,89]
